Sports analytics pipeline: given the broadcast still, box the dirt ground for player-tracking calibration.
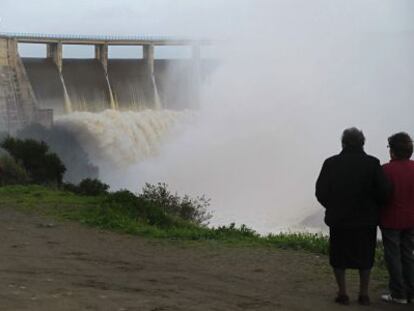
[0,208,409,311]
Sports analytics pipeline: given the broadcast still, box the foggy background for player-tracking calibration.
[2,1,414,57]
[2,1,414,232]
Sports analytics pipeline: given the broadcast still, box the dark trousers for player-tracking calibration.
[381,228,414,300]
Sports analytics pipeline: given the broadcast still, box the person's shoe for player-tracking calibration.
[358,295,370,306]
[381,294,408,304]
[335,294,350,305]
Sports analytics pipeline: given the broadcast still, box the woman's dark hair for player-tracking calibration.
[388,132,413,159]
[342,127,365,149]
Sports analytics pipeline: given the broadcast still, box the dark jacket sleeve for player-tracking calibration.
[315,159,331,208]
[373,162,392,206]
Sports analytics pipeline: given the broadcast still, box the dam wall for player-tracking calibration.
[0,37,52,133]
[62,59,113,112]
[23,58,209,113]
[107,60,155,110]
[0,33,214,131]
[23,58,66,114]
[23,57,114,114]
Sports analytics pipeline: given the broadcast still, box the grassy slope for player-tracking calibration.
[0,185,386,279]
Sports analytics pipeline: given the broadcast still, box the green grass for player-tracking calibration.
[0,185,387,278]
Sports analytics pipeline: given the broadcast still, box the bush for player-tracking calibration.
[98,184,212,228]
[62,181,212,228]
[64,178,109,196]
[62,182,80,194]
[17,124,98,183]
[214,223,259,238]
[140,183,212,225]
[0,153,29,186]
[0,132,7,142]
[78,178,109,196]
[106,189,137,205]
[265,232,329,254]
[104,189,175,228]
[1,137,66,185]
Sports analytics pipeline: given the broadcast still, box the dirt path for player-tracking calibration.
[0,208,408,311]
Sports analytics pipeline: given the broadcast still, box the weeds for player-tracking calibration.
[0,185,387,272]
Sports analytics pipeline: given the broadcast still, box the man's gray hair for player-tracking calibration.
[342,127,365,148]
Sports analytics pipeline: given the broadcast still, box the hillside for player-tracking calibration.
[0,187,409,310]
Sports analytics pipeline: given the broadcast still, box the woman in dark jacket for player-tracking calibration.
[316,128,389,305]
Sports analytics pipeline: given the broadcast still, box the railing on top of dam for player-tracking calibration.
[0,32,211,46]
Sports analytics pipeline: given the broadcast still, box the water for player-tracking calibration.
[54,30,414,234]
[55,109,194,169]
[55,108,323,234]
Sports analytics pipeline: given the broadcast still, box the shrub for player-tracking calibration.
[0,132,7,142]
[1,137,66,185]
[78,178,109,196]
[64,178,109,196]
[0,153,29,186]
[214,223,259,238]
[62,181,212,228]
[106,189,137,205]
[265,232,329,254]
[62,182,80,194]
[104,189,175,227]
[140,183,212,225]
[17,124,98,183]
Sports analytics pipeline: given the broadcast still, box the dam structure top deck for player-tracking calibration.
[0,32,210,46]
[0,32,213,133]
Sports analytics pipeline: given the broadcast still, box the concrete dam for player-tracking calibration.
[0,33,213,133]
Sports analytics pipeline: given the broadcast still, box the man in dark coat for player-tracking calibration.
[316,127,390,305]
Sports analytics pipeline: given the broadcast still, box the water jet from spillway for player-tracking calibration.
[55,109,195,169]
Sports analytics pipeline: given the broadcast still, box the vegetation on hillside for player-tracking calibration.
[1,137,65,185]
[0,138,387,277]
[63,178,110,196]
[0,185,386,275]
[17,124,98,183]
[0,152,29,186]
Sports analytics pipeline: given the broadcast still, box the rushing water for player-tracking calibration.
[54,108,321,233]
[56,109,194,168]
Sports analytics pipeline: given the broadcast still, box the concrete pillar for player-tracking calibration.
[95,44,108,72]
[1,38,45,130]
[8,39,18,61]
[95,44,115,109]
[192,44,202,77]
[143,44,155,74]
[143,44,161,109]
[192,44,201,62]
[191,44,202,107]
[47,43,62,72]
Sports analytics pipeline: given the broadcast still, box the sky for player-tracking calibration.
[0,0,413,35]
[1,0,414,57]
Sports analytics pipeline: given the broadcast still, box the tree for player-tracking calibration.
[1,137,66,185]
[0,151,29,186]
[18,124,98,183]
